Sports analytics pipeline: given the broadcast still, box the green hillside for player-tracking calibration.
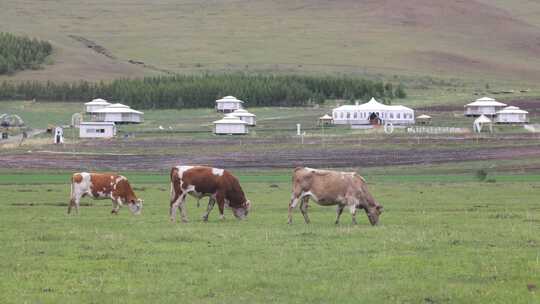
[1,0,540,83]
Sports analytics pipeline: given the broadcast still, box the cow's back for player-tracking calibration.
[293,167,354,203]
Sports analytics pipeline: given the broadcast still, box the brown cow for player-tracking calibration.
[169,166,251,222]
[68,172,143,215]
[288,167,382,225]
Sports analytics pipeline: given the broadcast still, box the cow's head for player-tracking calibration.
[128,198,143,215]
[365,204,383,226]
[232,199,251,220]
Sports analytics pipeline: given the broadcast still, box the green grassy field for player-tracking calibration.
[0,170,538,303]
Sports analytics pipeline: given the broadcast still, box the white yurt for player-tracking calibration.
[213,115,248,135]
[79,122,117,138]
[216,96,244,112]
[93,103,144,124]
[473,114,493,133]
[84,98,111,113]
[230,109,256,126]
[495,106,529,124]
[464,97,507,117]
[332,97,414,126]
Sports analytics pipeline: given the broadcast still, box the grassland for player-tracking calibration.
[2,0,540,84]
[0,170,538,303]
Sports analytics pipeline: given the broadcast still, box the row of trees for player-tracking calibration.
[0,74,406,109]
[0,32,52,75]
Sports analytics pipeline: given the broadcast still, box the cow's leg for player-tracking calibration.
[169,184,184,222]
[349,204,358,225]
[335,204,345,224]
[177,192,190,223]
[67,196,76,215]
[201,197,216,222]
[216,192,226,220]
[288,192,302,224]
[299,196,310,224]
[111,198,121,214]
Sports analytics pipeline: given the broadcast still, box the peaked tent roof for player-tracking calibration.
[333,97,414,112]
[319,114,333,120]
[417,114,432,119]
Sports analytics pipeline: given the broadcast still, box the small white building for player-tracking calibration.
[495,106,529,124]
[79,122,117,138]
[332,97,415,126]
[230,109,256,126]
[84,98,111,113]
[93,103,144,124]
[213,115,248,135]
[464,97,507,117]
[216,96,244,112]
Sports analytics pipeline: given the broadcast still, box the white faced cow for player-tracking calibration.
[68,172,143,215]
[169,165,251,222]
[288,167,383,225]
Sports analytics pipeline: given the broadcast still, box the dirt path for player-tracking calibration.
[2,144,540,171]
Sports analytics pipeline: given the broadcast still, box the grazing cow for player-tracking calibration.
[169,166,251,222]
[68,172,143,215]
[288,167,383,225]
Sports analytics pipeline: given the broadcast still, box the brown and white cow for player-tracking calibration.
[68,172,143,215]
[288,167,383,225]
[169,166,251,222]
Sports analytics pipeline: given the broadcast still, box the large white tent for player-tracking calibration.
[495,106,529,124]
[464,97,507,117]
[93,103,144,123]
[332,97,415,126]
[216,96,244,112]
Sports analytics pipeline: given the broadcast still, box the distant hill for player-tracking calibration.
[1,0,540,83]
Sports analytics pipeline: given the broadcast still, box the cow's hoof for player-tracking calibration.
[201,216,208,222]
[181,219,189,223]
